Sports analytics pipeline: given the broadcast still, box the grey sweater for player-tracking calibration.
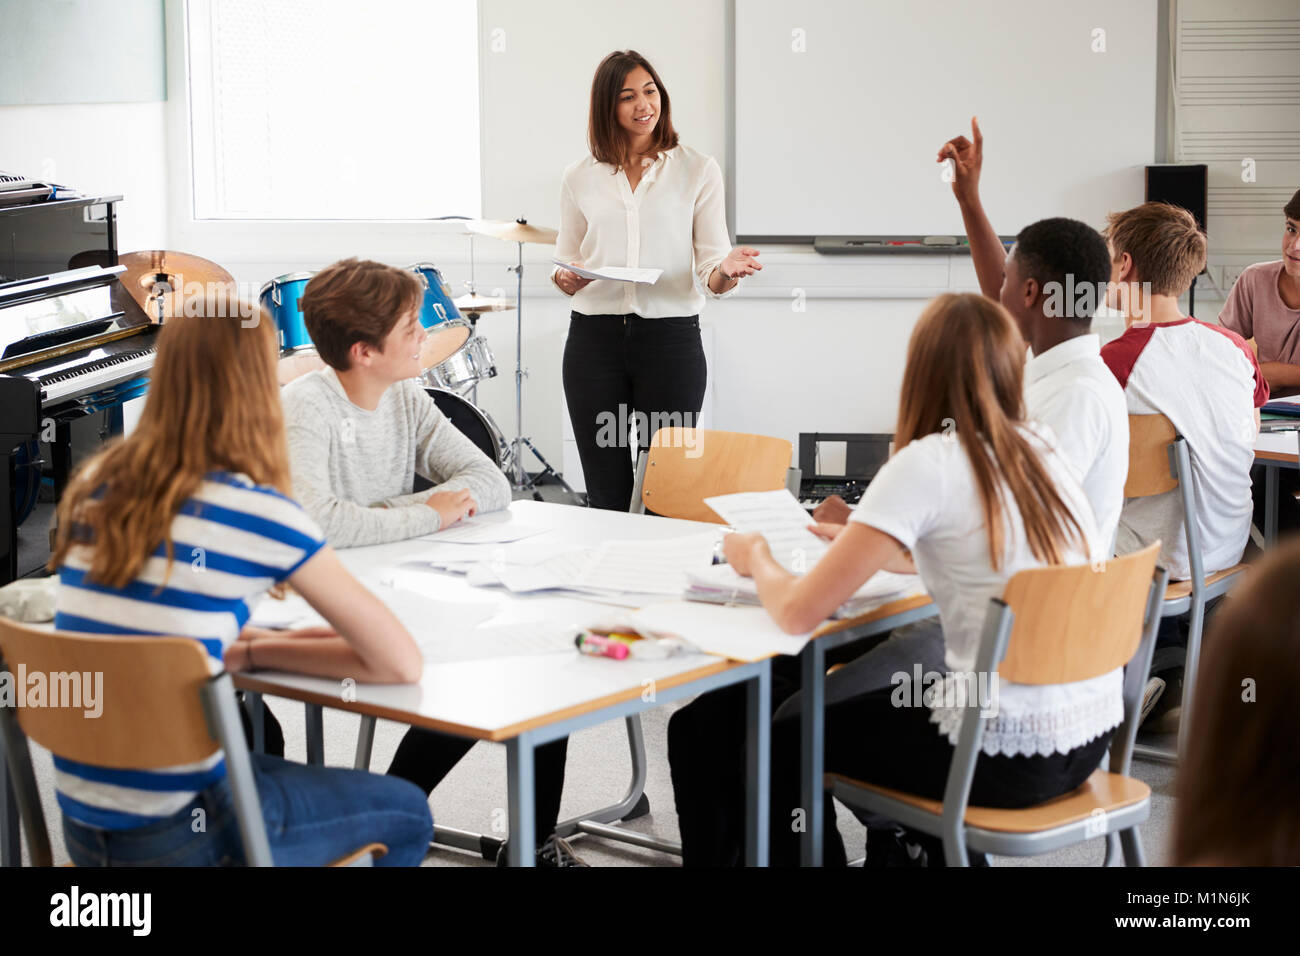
[281,368,512,548]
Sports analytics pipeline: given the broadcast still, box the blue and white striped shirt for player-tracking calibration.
[54,472,326,830]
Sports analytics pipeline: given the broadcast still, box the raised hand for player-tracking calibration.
[937,116,984,206]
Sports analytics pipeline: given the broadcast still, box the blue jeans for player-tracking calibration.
[63,754,433,867]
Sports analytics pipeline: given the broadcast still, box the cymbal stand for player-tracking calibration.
[507,239,575,498]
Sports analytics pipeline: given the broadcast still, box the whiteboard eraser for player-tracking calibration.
[922,235,959,246]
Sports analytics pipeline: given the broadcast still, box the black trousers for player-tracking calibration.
[239,703,567,849]
[669,632,1113,867]
[562,312,707,511]
[386,729,568,849]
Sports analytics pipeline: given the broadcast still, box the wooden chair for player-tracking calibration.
[829,543,1167,867]
[1125,414,1250,762]
[553,427,798,856]
[0,619,385,867]
[629,427,800,521]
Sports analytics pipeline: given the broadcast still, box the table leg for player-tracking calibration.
[304,703,324,765]
[354,715,377,770]
[506,733,536,867]
[800,640,826,867]
[0,737,19,867]
[1266,464,1279,547]
[744,660,771,867]
[244,691,265,754]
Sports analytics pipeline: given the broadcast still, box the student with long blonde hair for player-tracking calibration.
[670,294,1118,866]
[49,300,433,866]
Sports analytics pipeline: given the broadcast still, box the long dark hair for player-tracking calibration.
[587,50,679,168]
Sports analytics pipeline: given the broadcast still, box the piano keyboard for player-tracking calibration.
[33,346,156,404]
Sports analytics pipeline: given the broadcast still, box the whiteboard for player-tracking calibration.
[735,0,1159,238]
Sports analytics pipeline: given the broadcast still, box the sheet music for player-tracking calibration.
[576,533,720,596]
[551,260,663,284]
[702,490,829,572]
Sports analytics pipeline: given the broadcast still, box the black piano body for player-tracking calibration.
[0,265,157,584]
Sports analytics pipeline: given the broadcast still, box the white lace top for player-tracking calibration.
[851,425,1123,758]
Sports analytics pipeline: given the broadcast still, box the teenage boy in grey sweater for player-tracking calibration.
[280,258,578,866]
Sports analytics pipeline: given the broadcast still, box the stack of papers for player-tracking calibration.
[418,529,724,603]
[683,564,924,619]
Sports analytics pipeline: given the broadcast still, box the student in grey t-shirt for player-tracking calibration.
[277,258,579,866]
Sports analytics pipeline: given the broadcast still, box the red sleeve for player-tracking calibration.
[1199,320,1270,408]
[1100,325,1157,389]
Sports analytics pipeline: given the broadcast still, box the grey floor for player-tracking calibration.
[17,694,1178,867]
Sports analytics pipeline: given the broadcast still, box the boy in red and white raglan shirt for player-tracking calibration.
[1100,202,1269,582]
[1101,202,1268,730]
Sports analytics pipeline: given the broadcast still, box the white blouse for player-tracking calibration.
[851,425,1123,759]
[550,144,737,318]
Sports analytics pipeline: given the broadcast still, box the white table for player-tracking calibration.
[235,500,773,866]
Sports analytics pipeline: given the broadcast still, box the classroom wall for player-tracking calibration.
[0,0,1233,470]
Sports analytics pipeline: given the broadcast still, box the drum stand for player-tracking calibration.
[507,240,575,498]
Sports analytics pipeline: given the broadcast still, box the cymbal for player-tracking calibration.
[466,218,558,245]
[119,250,236,322]
[453,292,515,314]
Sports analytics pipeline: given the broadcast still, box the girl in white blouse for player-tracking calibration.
[552,50,761,510]
[669,293,1120,866]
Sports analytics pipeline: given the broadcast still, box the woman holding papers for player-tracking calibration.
[552,50,761,510]
[670,294,1122,866]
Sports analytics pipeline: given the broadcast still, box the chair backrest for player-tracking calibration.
[0,618,220,769]
[997,542,1162,685]
[636,427,794,523]
[1124,414,1179,498]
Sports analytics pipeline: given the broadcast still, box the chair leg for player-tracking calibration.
[353,715,377,770]
[1177,599,1207,761]
[1103,832,1122,867]
[1119,827,1146,867]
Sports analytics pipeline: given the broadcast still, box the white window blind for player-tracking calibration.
[1172,0,1300,255]
[186,0,480,220]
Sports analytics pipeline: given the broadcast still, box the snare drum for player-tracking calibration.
[259,272,316,353]
[424,335,498,392]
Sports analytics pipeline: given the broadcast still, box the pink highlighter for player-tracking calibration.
[574,632,631,660]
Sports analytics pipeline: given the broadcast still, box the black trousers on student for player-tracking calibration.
[386,729,568,850]
[667,628,903,867]
[669,628,1112,867]
[238,702,567,850]
[563,312,707,512]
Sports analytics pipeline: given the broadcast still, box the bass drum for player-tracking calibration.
[425,387,512,474]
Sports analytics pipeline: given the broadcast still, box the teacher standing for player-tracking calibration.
[552,49,761,511]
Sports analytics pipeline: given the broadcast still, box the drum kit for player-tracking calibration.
[259,218,575,498]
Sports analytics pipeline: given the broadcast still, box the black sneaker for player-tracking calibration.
[495,835,589,867]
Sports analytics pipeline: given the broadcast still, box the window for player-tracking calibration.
[184,0,480,220]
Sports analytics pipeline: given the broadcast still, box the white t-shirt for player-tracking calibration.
[851,425,1123,758]
[550,144,737,317]
[1024,334,1129,551]
[1101,318,1268,580]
